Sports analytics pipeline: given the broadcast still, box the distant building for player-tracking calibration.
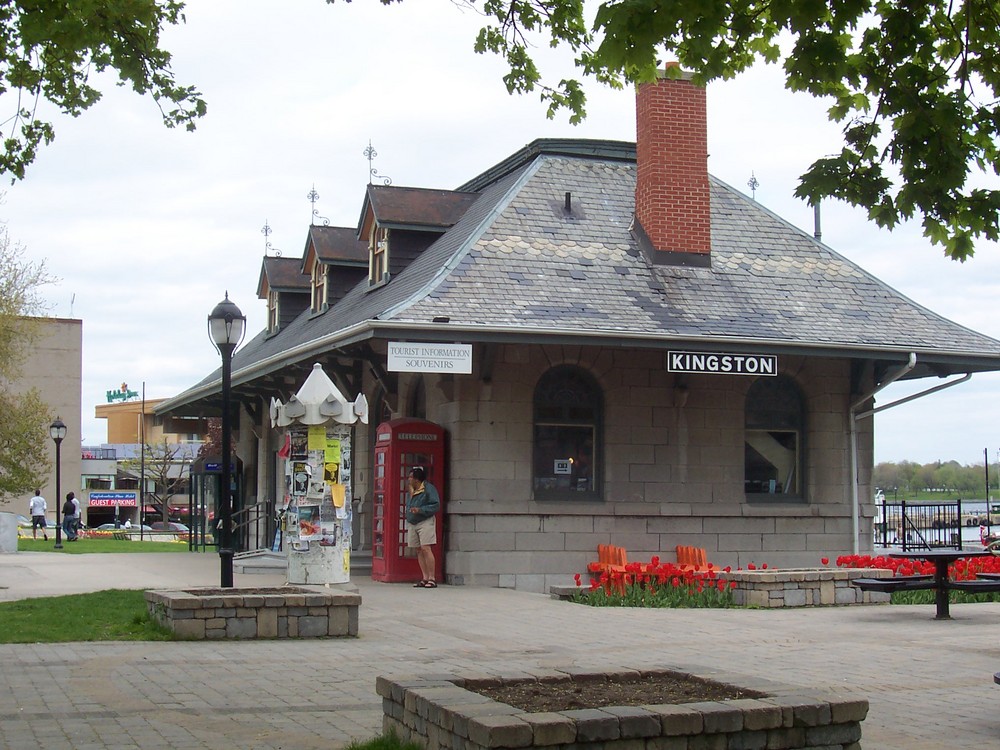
[94,396,209,445]
[7,317,82,522]
[82,400,209,527]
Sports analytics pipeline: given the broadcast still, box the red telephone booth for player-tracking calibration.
[371,418,445,583]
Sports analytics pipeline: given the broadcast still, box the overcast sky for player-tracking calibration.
[4,1,1000,467]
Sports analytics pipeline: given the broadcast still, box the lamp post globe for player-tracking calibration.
[49,417,67,550]
[207,293,245,588]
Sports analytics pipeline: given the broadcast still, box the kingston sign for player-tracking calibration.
[667,351,777,376]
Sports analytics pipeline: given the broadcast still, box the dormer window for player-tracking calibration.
[267,291,279,333]
[369,224,389,286]
[311,262,327,313]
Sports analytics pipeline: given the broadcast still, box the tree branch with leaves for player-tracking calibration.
[331,0,1000,260]
[0,0,206,180]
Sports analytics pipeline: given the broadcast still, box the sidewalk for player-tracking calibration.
[0,550,998,749]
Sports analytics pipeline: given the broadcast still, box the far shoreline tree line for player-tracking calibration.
[875,460,1000,500]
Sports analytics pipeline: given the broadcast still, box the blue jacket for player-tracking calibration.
[406,482,440,524]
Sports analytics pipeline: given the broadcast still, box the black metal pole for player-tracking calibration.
[219,342,235,588]
[53,438,63,549]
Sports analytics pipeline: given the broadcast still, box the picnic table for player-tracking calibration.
[888,548,994,619]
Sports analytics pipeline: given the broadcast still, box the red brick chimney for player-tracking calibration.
[634,66,711,266]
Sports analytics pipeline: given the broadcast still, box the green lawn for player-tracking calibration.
[17,536,200,554]
[0,590,173,642]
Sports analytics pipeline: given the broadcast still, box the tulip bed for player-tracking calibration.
[572,556,742,607]
[835,553,1000,604]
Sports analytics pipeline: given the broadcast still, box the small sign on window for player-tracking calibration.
[554,459,571,475]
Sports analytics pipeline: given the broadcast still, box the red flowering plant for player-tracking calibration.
[573,556,747,608]
[832,553,1000,604]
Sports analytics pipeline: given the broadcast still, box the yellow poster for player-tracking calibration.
[307,426,326,450]
[330,483,346,508]
[325,438,341,464]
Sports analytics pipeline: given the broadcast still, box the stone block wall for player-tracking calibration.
[378,667,868,750]
[351,342,877,592]
[145,586,360,639]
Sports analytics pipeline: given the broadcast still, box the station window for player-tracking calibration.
[369,225,389,285]
[268,290,279,332]
[532,365,602,500]
[311,262,327,312]
[745,375,805,501]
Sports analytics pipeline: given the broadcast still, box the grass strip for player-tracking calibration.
[18,537,198,554]
[0,590,173,643]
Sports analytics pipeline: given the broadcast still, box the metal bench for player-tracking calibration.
[947,579,1000,594]
[850,575,934,593]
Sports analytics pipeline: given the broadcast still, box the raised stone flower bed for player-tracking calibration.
[551,567,893,608]
[378,666,868,750]
[724,567,891,608]
[145,585,360,639]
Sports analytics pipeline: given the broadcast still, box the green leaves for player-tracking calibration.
[425,0,1000,259]
[0,1,205,179]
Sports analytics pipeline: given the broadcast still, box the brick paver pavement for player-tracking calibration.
[0,551,998,748]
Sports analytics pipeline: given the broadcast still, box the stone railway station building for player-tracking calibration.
[159,70,1000,591]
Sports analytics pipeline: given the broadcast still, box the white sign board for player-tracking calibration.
[667,351,777,376]
[88,491,139,507]
[388,342,473,374]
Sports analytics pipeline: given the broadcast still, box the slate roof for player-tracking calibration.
[161,140,1000,412]
[362,185,481,229]
[306,225,367,266]
[257,256,309,299]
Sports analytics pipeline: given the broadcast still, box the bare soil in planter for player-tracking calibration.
[180,587,313,596]
[474,673,768,712]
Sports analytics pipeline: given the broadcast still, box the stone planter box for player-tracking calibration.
[724,568,891,608]
[378,667,867,750]
[145,585,360,639]
[551,567,893,608]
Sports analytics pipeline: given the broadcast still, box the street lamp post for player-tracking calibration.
[207,293,246,588]
[49,417,67,550]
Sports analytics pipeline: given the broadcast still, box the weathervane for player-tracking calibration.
[747,171,760,200]
[261,220,281,256]
[364,140,392,185]
[307,184,330,226]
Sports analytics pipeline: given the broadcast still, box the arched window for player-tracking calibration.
[532,366,602,500]
[745,375,805,501]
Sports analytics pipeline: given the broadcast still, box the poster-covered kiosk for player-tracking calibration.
[371,418,445,583]
[270,364,368,585]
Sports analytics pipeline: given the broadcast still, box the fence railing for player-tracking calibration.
[873,500,963,550]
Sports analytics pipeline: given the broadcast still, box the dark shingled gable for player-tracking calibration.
[367,185,480,229]
[257,256,308,298]
[307,225,367,265]
[162,141,1000,410]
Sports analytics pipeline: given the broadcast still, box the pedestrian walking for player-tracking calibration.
[28,489,47,540]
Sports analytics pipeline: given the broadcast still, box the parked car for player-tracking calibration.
[94,523,153,532]
[149,522,190,533]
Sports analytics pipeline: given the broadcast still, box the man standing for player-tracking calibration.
[28,489,47,541]
[405,466,440,588]
[63,492,80,541]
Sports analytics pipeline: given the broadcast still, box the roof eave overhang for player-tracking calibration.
[156,320,1000,416]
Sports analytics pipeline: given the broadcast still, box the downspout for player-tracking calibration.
[849,354,916,554]
[848,357,974,553]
